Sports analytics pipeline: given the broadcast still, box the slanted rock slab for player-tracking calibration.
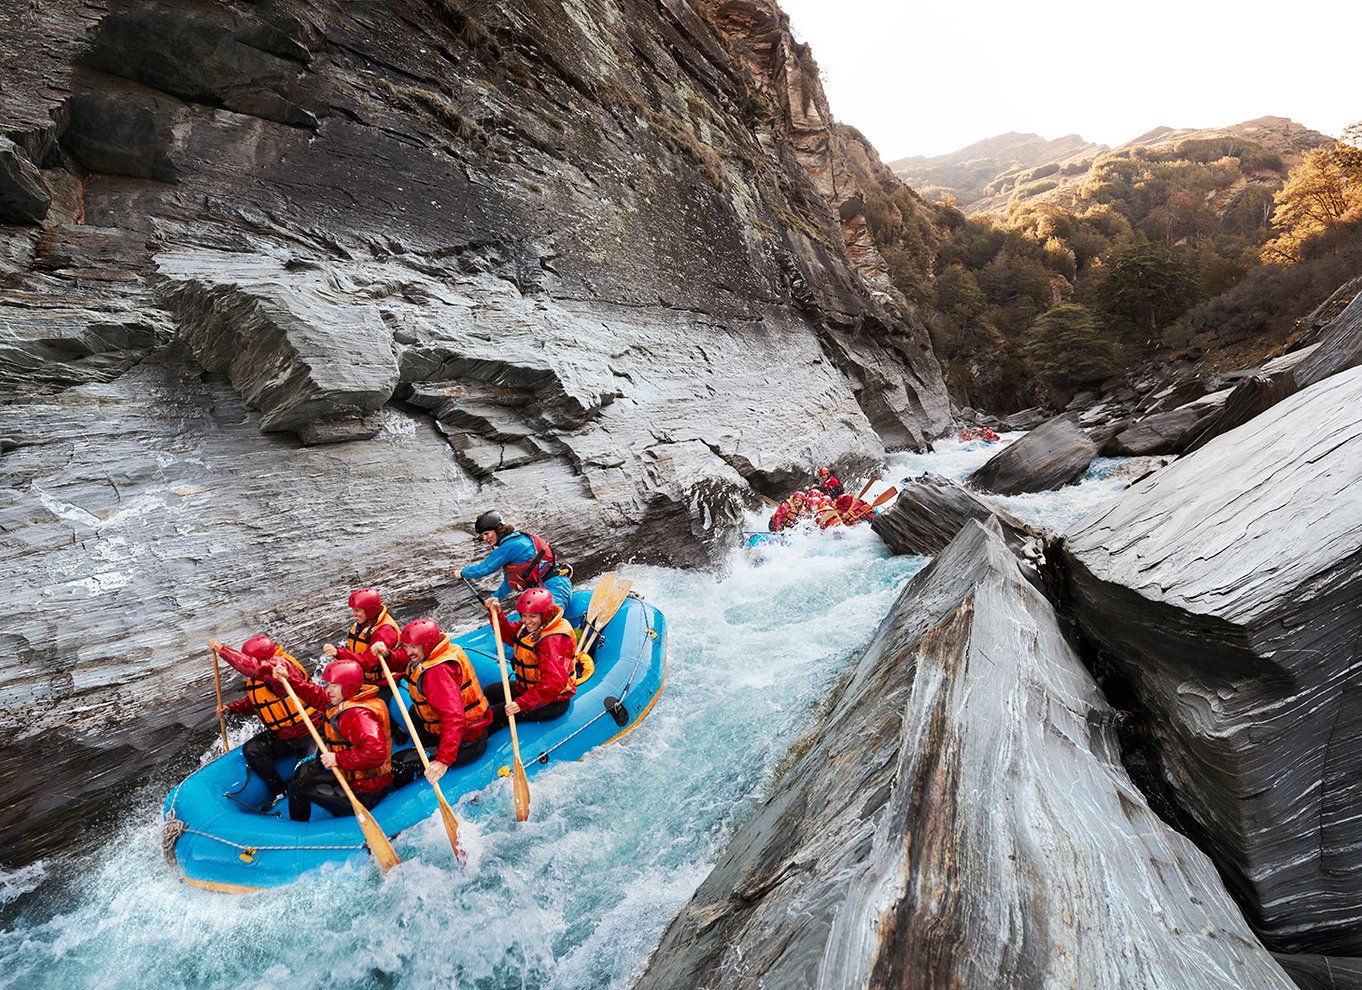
[872,473,1044,557]
[1063,364,1362,954]
[634,519,1295,989]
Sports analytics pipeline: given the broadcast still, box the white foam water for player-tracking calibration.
[1,441,1140,989]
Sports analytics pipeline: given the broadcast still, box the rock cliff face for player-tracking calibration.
[1063,365,1362,954]
[0,0,950,864]
[635,520,1296,989]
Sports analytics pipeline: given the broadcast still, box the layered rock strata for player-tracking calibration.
[1063,365,1362,954]
[0,0,951,864]
[635,520,1296,989]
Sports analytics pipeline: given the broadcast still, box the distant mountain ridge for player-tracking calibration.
[892,116,1333,215]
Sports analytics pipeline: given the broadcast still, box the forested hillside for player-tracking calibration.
[864,119,1361,411]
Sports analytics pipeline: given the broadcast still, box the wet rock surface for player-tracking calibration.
[1106,386,1231,455]
[1063,365,1362,955]
[635,519,1296,989]
[873,473,1043,558]
[0,0,952,864]
[967,411,1098,495]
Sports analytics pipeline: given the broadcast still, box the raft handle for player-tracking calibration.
[604,695,629,728]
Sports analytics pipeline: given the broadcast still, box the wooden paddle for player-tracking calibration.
[577,574,633,657]
[278,677,401,871]
[376,654,466,865]
[488,604,531,822]
[857,475,879,499]
[209,647,229,753]
[870,486,898,508]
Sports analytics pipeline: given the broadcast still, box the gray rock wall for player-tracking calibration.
[967,412,1098,495]
[0,0,951,864]
[634,520,1295,989]
[1063,365,1362,954]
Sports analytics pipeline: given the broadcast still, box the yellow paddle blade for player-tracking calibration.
[355,803,401,871]
[512,759,531,822]
[435,789,466,866]
[584,571,618,627]
[870,486,899,508]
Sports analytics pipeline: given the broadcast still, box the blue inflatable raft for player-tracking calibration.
[162,590,666,892]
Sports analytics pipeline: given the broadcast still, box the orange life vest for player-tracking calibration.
[246,649,317,734]
[346,607,402,685]
[406,637,490,737]
[841,499,874,525]
[511,611,577,700]
[815,505,842,529]
[323,686,393,787]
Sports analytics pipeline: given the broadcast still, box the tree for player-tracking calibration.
[1089,242,1200,340]
[1261,126,1362,263]
[1023,303,1119,392]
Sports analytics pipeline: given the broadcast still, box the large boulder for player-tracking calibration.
[967,412,1098,495]
[1106,387,1231,456]
[635,520,1296,989]
[872,473,1043,557]
[1293,290,1362,390]
[1063,365,1362,954]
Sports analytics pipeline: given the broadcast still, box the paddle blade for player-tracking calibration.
[512,759,531,822]
[355,804,401,871]
[584,572,618,626]
[435,790,467,866]
[870,486,899,508]
[857,475,878,499]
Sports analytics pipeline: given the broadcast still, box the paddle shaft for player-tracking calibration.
[488,604,531,820]
[857,475,878,499]
[210,649,229,752]
[487,605,524,760]
[277,677,400,869]
[377,655,464,858]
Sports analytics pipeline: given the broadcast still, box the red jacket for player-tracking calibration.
[291,679,393,792]
[818,473,843,498]
[219,646,321,740]
[337,623,401,683]
[387,645,492,766]
[494,611,576,712]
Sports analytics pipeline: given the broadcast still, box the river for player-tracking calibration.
[0,438,1139,989]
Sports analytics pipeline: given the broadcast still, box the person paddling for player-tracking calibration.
[275,659,395,822]
[323,587,401,692]
[456,510,574,611]
[834,492,875,525]
[371,619,492,784]
[209,635,321,806]
[485,588,577,733]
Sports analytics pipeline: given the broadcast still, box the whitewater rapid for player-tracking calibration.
[0,438,1135,990]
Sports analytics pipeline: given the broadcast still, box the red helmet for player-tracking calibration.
[241,635,277,660]
[400,619,442,652]
[818,467,830,477]
[347,587,382,620]
[791,492,805,503]
[322,659,365,699]
[516,588,556,616]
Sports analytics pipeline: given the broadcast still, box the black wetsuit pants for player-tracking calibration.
[484,682,570,733]
[242,729,314,796]
[286,759,391,822]
[392,712,489,784]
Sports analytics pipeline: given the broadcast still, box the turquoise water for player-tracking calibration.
[0,439,1130,989]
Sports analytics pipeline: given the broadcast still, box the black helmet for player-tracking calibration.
[475,510,502,533]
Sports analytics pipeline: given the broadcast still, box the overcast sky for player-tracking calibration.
[777,0,1355,162]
